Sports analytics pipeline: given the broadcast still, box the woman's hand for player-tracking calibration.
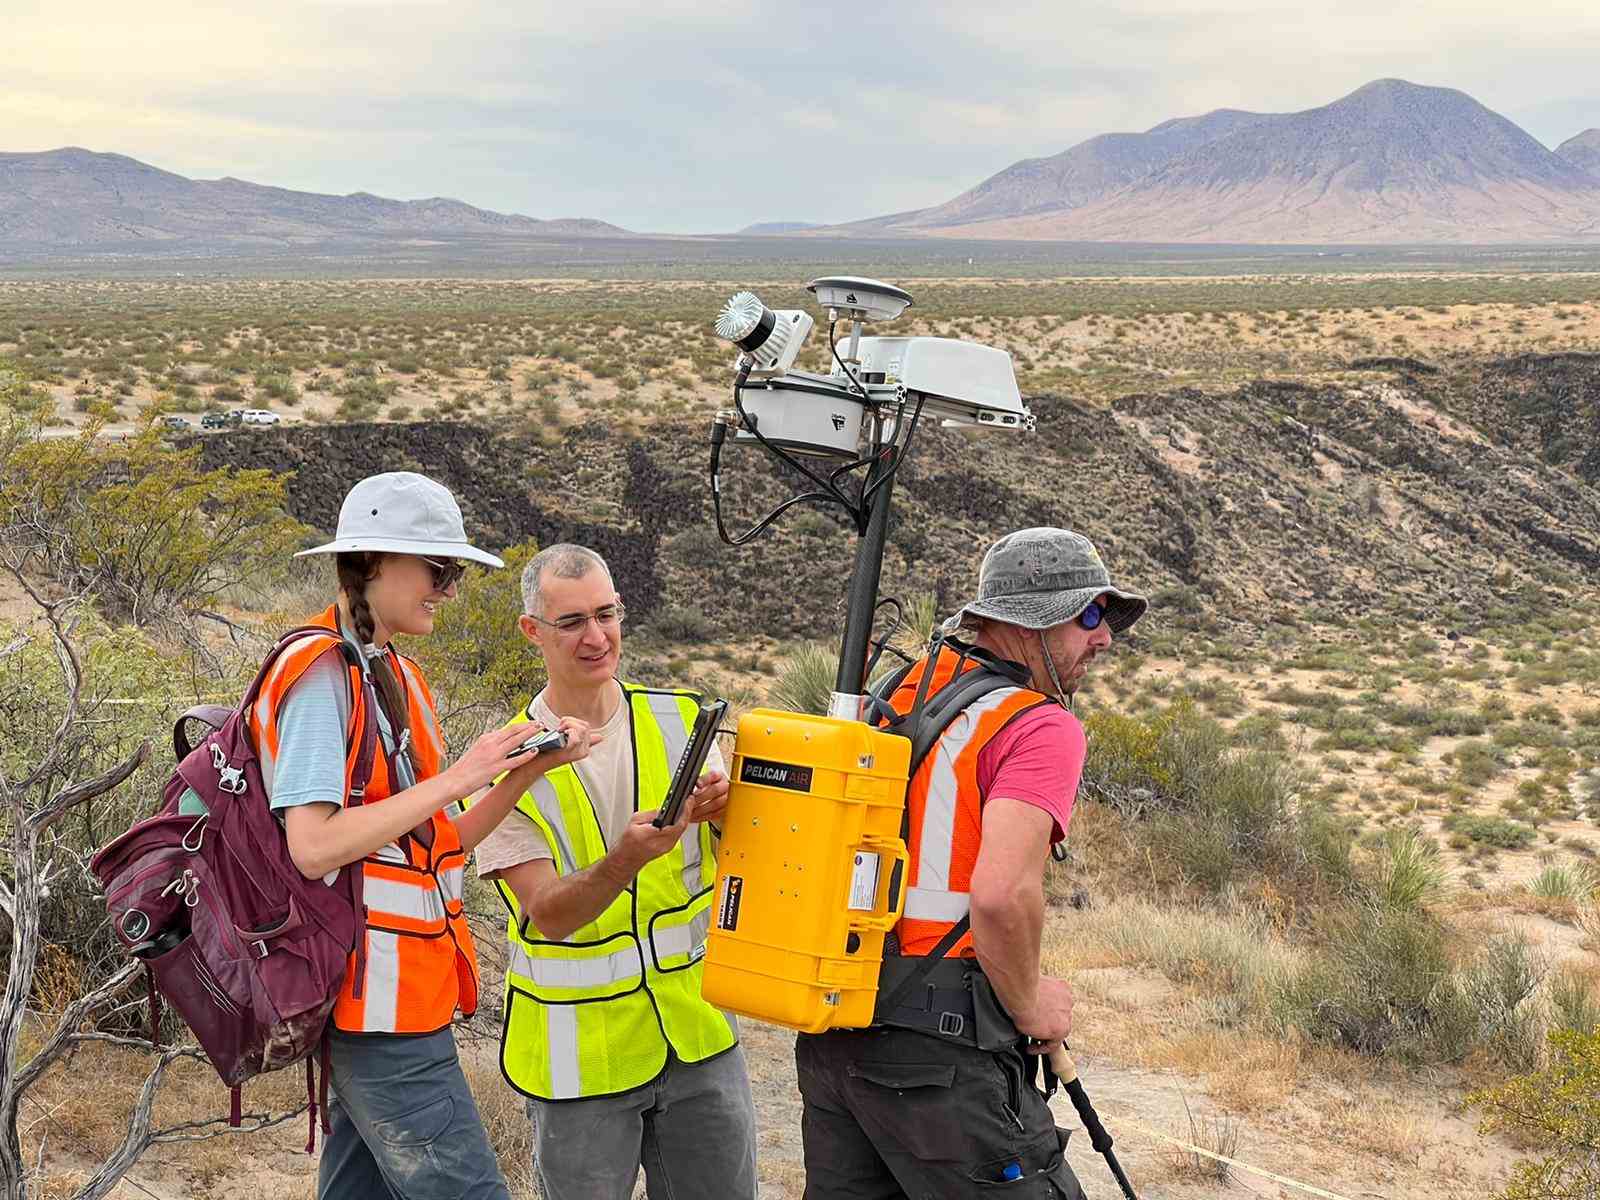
[506,716,598,781]
[447,724,566,796]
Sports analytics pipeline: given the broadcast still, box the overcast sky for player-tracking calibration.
[7,0,1599,233]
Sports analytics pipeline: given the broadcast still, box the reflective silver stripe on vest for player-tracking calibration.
[363,875,446,923]
[678,822,704,883]
[641,691,692,773]
[439,864,465,905]
[510,940,643,990]
[903,887,972,922]
[916,687,1025,895]
[526,775,579,874]
[546,1002,581,1099]
[397,657,445,765]
[650,909,710,963]
[362,929,401,1031]
[640,691,703,874]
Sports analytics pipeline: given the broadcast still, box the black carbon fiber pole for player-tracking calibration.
[829,445,897,718]
[1050,1046,1138,1200]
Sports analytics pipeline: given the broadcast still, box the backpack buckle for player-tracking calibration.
[937,1011,966,1038]
[252,939,269,960]
[210,744,247,795]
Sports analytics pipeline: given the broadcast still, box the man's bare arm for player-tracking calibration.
[968,797,1073,1044]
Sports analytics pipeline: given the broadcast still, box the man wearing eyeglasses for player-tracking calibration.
[796,527,1146,1199]
[471,544,757,1200]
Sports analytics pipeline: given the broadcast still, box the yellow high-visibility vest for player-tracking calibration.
[487,684,736,1100]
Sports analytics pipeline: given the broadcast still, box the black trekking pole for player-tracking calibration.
[1048,1046,1138,1200]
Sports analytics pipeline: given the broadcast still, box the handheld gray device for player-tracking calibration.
[652,699,729,828]
[507,727,568,758]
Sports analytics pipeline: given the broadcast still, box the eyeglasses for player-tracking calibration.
[531,603,627,638]
[1075,601,1106,631]
[418,555,467,591]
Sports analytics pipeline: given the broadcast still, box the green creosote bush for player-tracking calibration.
[1278,908,1541,1066]
[0,423,306,625]
[1444,813,1538,850]
[1470,1028,1600,1199]
[1081,702,1312,893]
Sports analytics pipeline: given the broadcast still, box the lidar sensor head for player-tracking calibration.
[714,291,814,377]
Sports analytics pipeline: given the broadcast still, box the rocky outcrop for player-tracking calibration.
[194,355,1600,642]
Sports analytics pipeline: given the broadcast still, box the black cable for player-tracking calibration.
[861,392,925,511]
[861,597,906,682]
[730,362,859,516]
[829,317,870,402]
[710,419,845,546]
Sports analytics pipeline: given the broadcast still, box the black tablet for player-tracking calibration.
[653,699,729,828]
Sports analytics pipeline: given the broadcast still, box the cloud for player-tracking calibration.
[2,0,1597,232]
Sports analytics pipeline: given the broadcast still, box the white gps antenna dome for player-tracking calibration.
[806,276,913,323]
[714,291,814,377]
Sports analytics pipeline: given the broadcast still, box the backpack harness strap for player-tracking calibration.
[871,637,1046,1036]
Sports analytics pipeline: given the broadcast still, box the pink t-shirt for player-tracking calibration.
[975,704,1086,842]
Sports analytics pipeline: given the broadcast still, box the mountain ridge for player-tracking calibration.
[0,147,630,246]
[815,80,1600,244]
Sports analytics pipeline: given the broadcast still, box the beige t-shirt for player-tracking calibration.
[475,685,726,876]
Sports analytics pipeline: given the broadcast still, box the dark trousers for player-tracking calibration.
[796,1027,1086,1199]
[318,1027,511,1200]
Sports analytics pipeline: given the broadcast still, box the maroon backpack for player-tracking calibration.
[90,626,381,1151]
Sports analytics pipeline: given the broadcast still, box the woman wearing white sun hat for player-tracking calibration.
[257,471,596,1200]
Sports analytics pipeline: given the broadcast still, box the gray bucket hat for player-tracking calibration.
[296,471,504,568]
[948,527,1147,634]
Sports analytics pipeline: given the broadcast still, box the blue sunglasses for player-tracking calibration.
[1075,601,1106,630]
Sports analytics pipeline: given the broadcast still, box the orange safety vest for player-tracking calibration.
[247,604,479,1034]
[884,650,1052,957]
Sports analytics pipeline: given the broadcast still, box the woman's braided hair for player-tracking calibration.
[336,552,412,741]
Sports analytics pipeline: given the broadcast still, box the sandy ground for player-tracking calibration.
[56,955,1526,1200]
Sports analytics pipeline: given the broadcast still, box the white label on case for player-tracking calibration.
[848,852,880,911]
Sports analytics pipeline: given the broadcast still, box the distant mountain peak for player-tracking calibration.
[1557,129,1600,180]
[815,78,1600,244]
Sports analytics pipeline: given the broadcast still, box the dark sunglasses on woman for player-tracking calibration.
[418,555,467,590]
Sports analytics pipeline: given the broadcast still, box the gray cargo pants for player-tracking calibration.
[528,1044,758,1200]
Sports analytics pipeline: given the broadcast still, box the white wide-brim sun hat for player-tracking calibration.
[296,471,505,568]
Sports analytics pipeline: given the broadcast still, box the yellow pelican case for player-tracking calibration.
[700,708,911,1032]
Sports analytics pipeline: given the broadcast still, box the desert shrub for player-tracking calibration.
[1377,702,1487,737]
[1444,813,1537,850]
[650,605,715,643]
[768,642,840,715]
[256,373,298,404]
[1470,1029,1600,1199]
[1280,906,1538,1065]
[1083,703,1308,893]
[0,426,305,625]
[1528,862,1600,901]
[1550,965,1600,1037]
[1278,900,1470,1059]
[1371,827,1447,910]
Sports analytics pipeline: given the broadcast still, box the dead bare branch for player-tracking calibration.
[29,741,151,832]
[11,961,141,1099]
[64,1047,186,1200]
